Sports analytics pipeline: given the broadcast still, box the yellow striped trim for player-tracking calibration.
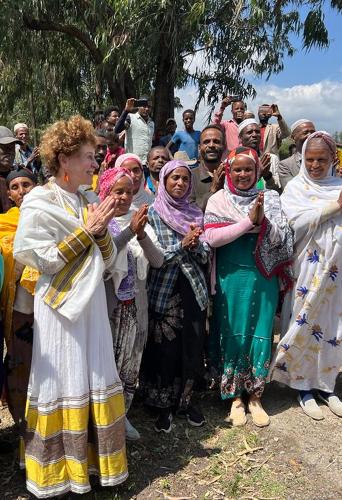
[43,246,93,309]
[57,227,93,263]
[95,231,114,262]
[26,393,125,438]
[25,449,127,489]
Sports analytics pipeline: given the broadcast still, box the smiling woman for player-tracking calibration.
[0,169,37,428]
[12,115,128,498]
[270,131,342,421]
[98,166,164,440]
[204,147,293,428]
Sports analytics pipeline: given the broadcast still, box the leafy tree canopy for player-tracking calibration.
[0,0,341,132]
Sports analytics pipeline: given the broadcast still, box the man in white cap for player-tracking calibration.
[279,119,316,189]
[13,123,41,174]
[238,119,281,192]
[0,126,21,212]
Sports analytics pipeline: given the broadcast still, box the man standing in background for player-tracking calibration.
[13,123,41,174]
[213,96,245,156]
[258,104,290,156]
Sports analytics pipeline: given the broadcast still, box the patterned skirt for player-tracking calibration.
[110,300,145,411]
[210,234,278,399]
[21,281,127,498]
[141,272,206,410]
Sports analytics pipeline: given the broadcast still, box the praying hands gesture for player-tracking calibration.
[210,162,226,194]
[249,192,264,226]
[130,204,149,239]
[182,223,202,249]
[85,197,118,236]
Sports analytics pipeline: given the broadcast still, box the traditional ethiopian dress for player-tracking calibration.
[141,160,209,411]
[13,180,127,498]
[270,132,342,392]
[204,148,293,399]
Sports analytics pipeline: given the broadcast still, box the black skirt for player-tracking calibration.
[141,272,206,410]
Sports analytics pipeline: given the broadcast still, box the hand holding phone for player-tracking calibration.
[135,99,149,107]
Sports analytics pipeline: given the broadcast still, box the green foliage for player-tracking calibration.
[333,131,342,144]
[279,137,295,160]
[0,0,341,130]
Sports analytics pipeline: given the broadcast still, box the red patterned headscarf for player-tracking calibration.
[226,147,260,196]
[98,167,133,201]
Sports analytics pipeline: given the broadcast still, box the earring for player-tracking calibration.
[64,172,69,183]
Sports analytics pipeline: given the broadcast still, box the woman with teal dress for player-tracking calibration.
[204,147,293,427]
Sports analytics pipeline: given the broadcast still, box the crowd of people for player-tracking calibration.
[0,95,341,498]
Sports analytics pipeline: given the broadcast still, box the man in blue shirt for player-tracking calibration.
[166,109,201,160]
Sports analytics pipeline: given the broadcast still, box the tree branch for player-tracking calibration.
[22,14,104,65]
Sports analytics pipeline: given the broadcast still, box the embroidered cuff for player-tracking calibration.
[95,230,115,262]
[57,227,93,263]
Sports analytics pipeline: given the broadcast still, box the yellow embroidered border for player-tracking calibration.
[95,231,115,262]
[26,392,125,438]
[57,227,93,263]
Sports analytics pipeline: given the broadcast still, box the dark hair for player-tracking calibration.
[147,145,170,162]
[182,109,195,118]
[106,132,120,143]
[93,112,105,127]
[200,124,226,147]
[95,128,108,139]
[104,106,120,119]
[232,100,246,110]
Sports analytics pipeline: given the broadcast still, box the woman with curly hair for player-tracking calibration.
[13,115,128,498]
[204,147,293,428]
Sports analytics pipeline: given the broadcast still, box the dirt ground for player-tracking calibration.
[1,376,342,500]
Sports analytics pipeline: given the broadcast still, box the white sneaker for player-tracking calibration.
[125,417,140,440]
[297,393,324,420]
[317,392,342,417]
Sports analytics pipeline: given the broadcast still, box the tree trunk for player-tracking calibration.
[28,85,38,146]
[103,64,136,109]
[153,37,175,133]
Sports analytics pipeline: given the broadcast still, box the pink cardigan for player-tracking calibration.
[205,216,254,293]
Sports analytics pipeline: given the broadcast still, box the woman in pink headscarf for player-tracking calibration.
[141,160,209,434]
[115,153,154,210]
[99,167,164,440]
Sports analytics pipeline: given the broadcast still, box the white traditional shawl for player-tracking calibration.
[131,181,154,211]
[281,132,342,260]
[113,209,160,282]
[13,181,118,322]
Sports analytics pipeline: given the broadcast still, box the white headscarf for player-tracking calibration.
[281,131,342,248]
[131,182,154,211]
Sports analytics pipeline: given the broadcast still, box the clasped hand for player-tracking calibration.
[129,204,149,239]
[85,197,118,236]
[249,192,264,226]
[182,223,202,249]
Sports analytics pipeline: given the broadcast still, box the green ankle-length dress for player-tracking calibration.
[210,233,279,399]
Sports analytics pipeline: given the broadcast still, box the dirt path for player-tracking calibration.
[1,378,341,500]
